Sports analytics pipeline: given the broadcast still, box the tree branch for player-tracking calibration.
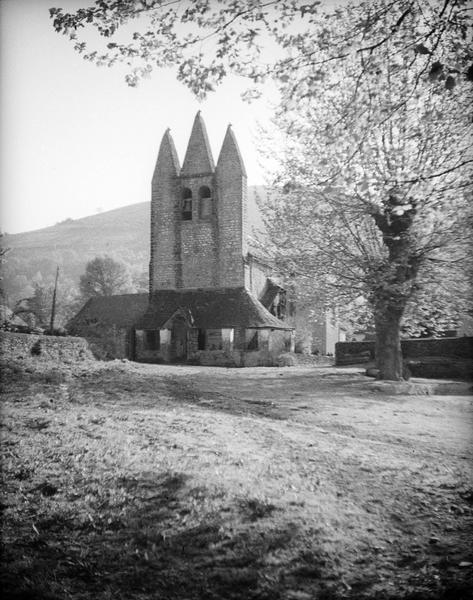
[401,159,473,183]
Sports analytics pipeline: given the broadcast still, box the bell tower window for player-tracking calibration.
[182,188,192,220]
[198,185,212,219]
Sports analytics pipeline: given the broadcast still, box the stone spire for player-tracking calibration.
[215,123,248,287]
[152,128,180,182]
[216,124,247,177]
[181,111,215,175]
[150,128,181,292]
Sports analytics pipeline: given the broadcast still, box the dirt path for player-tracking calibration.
[1,359,472,599]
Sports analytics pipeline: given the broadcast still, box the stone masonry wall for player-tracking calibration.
[179,174,219,288]
[217,176,246,288]
[336,336,473,364]
[150,132,180,291]
[0,331,93,362]
[151,120,248,293]
[216,151,246,288]
[84,326,131,360]
[151,177,181,290]
[245,260,271,299]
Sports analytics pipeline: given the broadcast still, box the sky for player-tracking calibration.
[0,0,278,234]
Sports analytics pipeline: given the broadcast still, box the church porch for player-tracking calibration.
[133,287,293,366]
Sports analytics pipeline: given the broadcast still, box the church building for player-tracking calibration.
[70,112,293,366]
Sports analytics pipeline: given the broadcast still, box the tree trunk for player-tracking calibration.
[374,307,404,380]
[370,193,419,381]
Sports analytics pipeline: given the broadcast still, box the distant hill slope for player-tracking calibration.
[5,202,150,255]
[1,186,267,304]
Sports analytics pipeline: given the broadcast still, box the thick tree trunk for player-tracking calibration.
[374,308,404,380]
[370,192,420,381]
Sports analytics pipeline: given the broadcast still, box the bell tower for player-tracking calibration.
[178,111,218,288]
[149,112,248,292]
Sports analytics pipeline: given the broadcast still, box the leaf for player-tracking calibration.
[445,76,456,90]
[428,61,443,81]
[466,64,473,82]
[415,44,431,55]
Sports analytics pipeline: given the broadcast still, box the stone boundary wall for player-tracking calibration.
[0,331,93,362]
[335,336,473,365]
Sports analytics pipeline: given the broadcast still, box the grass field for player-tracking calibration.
[1,358,472,599]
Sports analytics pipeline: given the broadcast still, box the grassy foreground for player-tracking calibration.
[1,358,472,600]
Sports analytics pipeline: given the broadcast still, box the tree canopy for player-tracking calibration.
[79,255,133,298]
[255,0,472,377]
[50,0,473,99]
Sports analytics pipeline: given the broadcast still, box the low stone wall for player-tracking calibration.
[0,331,93,362]
[336,337,473,365]
[400,336,473,358]
[86,326,131,360]
[336,336,473,374]
[405,356,472,380]
[335,341,376,365]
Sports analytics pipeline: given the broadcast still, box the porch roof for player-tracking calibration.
[135,287,292,331]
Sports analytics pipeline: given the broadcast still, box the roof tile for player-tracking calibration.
[135,287,291,330]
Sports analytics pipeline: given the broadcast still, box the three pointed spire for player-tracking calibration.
[154,112,246,179]
[181,111,215,175]
[217,124,247,177]
[152,128,180,181]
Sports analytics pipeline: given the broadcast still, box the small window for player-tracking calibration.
[182,188,192,220]
[145,330,160,350]
[197,328,206,350]
[206,329,223,350]
[199,185,212,219]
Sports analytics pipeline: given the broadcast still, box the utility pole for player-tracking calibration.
[49,266,59,333]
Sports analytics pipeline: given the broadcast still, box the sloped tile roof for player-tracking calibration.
[135,287,292,330]
[68,293,149,330]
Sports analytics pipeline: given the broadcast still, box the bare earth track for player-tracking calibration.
[1,359,472,599]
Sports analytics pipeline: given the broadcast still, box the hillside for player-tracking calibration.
[1,203,150,306]
[4,202,150,257]
[1,186,266,305]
